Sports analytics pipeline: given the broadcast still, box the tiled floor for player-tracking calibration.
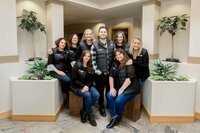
[0,108,200,133]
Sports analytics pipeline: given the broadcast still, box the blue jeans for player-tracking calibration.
[50,71,71,93]
[76,86,99,113]
[107,91,136,118]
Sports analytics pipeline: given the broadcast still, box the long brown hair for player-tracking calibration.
[79,50,94,74]
[115,48,130,69]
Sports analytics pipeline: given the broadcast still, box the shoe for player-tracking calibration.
[80,109,87,123]
[117,116,122,122]
[88,112,97,126]
[106,117,119,128]
[99,107,106,117]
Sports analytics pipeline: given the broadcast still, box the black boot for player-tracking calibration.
[117,116,122,122]
[88,112,97,126]
[80,109,87,123]
[106,117,119,128]
[99,106,106,117]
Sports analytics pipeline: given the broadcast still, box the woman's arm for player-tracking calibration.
[72,63,85,88]
[109,76,117,96]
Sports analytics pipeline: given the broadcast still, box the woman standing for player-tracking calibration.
[68,34,80,69]
[77,29,95,57]
[129,37,150,86]
[113,31,130,55]
[106,49,140,128]
[72,50,99,126]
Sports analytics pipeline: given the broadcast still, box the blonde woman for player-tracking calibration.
[77,29,95,57]
[129,37,149,86]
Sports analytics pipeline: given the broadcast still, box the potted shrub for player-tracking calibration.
[142,59,196,123]
[18,59,53,80]
[10,60,64,122]
[17,9,46,61]
[157,14,189,62]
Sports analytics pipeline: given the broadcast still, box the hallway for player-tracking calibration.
[1,108,200,133]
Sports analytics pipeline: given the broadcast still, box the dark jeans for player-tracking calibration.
[50,71,71,93]
[95,73,110,108]
[76,86,99,113]
[107,91,136,118]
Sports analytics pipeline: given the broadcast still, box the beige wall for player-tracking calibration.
[159,0,191,62]
[0,0,18,57]
[16,0,47,61]
[64,17,141,43]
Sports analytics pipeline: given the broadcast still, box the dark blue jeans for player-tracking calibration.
[50,71,71,93]
[76,86,99,113]
[107,91,136,118]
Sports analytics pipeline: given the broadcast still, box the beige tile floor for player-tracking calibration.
[0,108,200,133]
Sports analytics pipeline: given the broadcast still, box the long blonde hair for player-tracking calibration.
[129,37,142,56]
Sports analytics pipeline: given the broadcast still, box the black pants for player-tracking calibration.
[95,73,110,108]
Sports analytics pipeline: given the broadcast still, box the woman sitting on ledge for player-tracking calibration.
[47,37,71,94]
[106,48,140,128]
[71,50,99,126]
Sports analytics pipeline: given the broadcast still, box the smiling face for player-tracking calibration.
[58,39,67,50]
[83,52,91,63]
[72,34,78,44]
[117,33,123,45]
[84,29,93,41]
[115,51,124,62]
[98,27,107,39]
[132,38,141,51]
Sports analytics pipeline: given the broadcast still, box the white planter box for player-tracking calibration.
[10,78,64,121]
[142,78,196,122]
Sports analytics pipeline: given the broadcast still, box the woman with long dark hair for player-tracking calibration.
[106,48,140,128]
[72,50,99,126]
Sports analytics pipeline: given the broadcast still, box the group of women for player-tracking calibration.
[47,26,149,128]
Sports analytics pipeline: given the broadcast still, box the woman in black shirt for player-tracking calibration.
[47,37,71,93]
[106,49,140,128]
[129,37,150,87]
[72,50,99,126]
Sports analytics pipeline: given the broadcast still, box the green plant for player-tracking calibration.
[18,59,53,80]
[150,59,190,81]
[157,14,189,61]
[17,9,46,59]
[150,59,177,81]
[176,75,189,81]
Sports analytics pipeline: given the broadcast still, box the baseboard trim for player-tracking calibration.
[149,54,159,60]
[0,55,19,64]
[0,110,11,120]
[142,105,194,123]
[195,112,200,119]
[188,56,200,64]
[11,102,64,122]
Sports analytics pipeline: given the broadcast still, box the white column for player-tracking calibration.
[188,0,200,64]
[46,0,64,50]
[188,0,200,119]
[142,0,160,60]
[0,0,18,63]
